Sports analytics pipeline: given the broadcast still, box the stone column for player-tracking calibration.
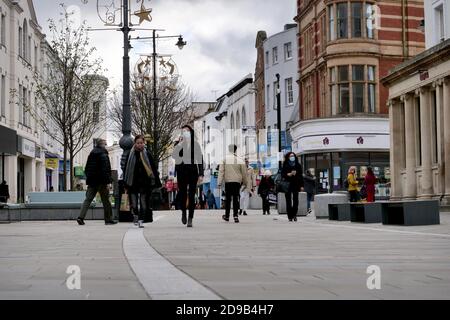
[433,80,445,199]
[419,87,433,199]
[443,77,450,203]
[389,99,404,201]
[403,94,417,200]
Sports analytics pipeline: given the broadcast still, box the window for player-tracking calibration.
[207,126,210,143]
[320,14,327,52]
[265,51,269,67]
[230,113,234,129]
[23,20,28,60]
[284,42,292,60]
[367,66,376,112]
[1,74,5,117]
[266,84,270,111]
[303,77,313,119]
[34,45,38,71]
[337,3,348,39]
[285,78,294,105]
[352,65,364,112]
[242,107,246,126]
[236,110,240,129]
[338,66,349,113]
[352,2,363,37]
[18,27,23,57]
[303,26,314,65]
[329,5,336,41]
[366,3,375,39]
[272,47,278,64]
[93,101,100,122]
[0,14,5,47]
[435,5,445,42]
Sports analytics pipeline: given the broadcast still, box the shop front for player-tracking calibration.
[45,153,59,191]
[0,125,17,183]
[291,117,391,199]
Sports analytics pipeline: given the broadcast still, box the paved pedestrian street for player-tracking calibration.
[1,210,450,300]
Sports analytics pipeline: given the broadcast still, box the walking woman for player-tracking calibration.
[172,125,204,228]
[347,166,359,203]
[124,135,161,228]
[281,152,304,222]
[364,167,377,203]
[258,170,275,215]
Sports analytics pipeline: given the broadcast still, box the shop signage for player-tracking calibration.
[45,158,58,170]
[59,160,70,174]
[74,166,85,177]
[17,136,36,158]
[298,134,389,153]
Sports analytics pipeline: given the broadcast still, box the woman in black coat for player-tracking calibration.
[123,135,161,228]
[281,152,304,222]
[172,125,204,228]
[258,170,275,215]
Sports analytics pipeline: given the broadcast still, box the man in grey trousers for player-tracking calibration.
[77,139,116,225]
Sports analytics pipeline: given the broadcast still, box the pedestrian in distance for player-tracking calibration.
[281,152,304,222]
[218,144,249,223]
[207,189,216,209]
[364,167,377,203]
[0,180,10,203]
[123,135,161,228]
[239,158,256,216]
[347,166,359,203]
[258,170,275,215]
[77,139,116,226]
[303,169,316,215]
[172,125,204,228]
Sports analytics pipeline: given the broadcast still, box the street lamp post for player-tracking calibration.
[131,32,186,160]
[276,73,282,171]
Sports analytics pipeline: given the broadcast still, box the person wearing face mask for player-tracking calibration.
[123,135,161,228]
[77,139,115,226]
[281,152,304,222]
[172,125,204,228]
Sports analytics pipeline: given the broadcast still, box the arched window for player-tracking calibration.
[236,110,240,129]
[242,107,246,127]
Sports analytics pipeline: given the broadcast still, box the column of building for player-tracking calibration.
[402,94,417,200]
[389,99,404,201]
[418,87,433,199]
[443,77,450,204]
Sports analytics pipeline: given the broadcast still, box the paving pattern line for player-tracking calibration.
[302,219,450,239]
[122,218,222,300]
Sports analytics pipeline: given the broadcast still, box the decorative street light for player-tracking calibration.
[130,31,186,160]
[80,0,154,171]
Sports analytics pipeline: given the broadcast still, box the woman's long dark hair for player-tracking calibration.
[284,152,299,165]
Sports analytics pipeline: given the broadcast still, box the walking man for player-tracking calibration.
[0,180,10,203]
[218,145,249,223]
[77,139,116,225]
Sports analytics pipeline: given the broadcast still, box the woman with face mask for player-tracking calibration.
[123,135,161,228]
[172,125,204,228]
[281,152,304,222]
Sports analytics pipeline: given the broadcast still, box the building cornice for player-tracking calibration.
[382,39,450,86]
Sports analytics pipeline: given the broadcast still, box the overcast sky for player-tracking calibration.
[34,0,296,101]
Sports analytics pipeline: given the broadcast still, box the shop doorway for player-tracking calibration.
[17,158,25,203]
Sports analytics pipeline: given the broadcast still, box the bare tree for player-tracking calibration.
[109,76,196,164]
[32,6,107,190]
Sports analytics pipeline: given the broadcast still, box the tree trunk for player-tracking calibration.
[62,141,68,191]
[69,151,74,191]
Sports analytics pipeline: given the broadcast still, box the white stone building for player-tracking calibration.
[382,0,450,204]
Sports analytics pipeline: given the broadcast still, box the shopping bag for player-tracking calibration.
[268,192,277,204]
[120,191,130,211]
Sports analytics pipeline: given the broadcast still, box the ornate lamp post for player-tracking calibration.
[80,0,154,170]
[131,31,186,160]
[276,73,282,171]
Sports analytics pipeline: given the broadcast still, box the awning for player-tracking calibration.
[45,152,60,159]
[0,125,17,155]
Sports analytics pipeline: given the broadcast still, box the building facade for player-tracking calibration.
[291,0,425,196]
[382,0,450,204]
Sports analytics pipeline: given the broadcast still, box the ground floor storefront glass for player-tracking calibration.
[301,151,390,199]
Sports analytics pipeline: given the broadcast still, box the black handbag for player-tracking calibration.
[274,173,290,193]
[359,183,367,199]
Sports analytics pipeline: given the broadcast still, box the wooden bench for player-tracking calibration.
[25,192,97,209]
[328,203,351,221]
[382,200,440,226]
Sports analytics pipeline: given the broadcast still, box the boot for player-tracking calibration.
[181,211,187,225]
[239,209,243,215]
[138,220,144,228]
[187,218,193,228]
[243,211,247,216]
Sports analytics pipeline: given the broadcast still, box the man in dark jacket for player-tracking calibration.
[0,181,10,203]
[77,139,115,225]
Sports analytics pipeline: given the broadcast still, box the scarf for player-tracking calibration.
[124,147,154,187]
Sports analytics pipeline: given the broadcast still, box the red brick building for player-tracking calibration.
[290,0,425,195]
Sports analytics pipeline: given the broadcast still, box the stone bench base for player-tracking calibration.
[0,207,112,222]
[314,193,348,219]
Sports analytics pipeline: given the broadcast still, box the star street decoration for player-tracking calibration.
[134,0,153,25]
[134,55,179,92]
